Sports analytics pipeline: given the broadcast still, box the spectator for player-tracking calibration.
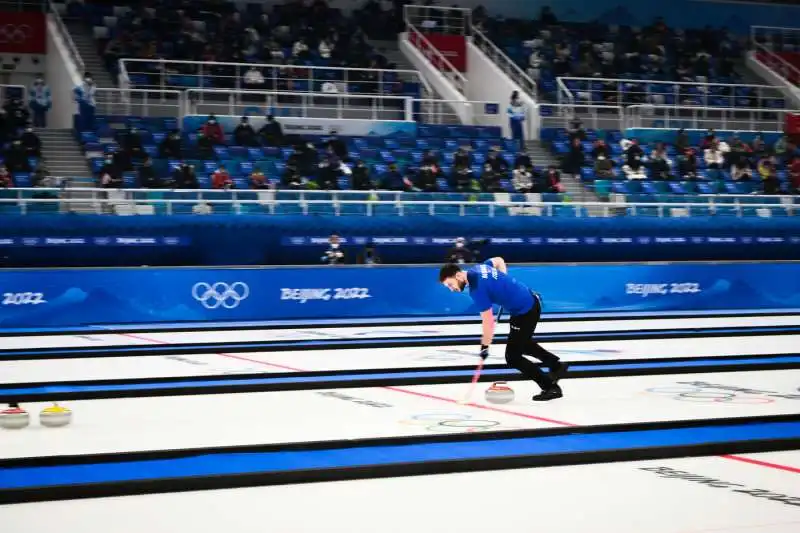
[790,156,800,194]
[28,75,51,128]
[351,160,373,190]
[74,72,97,132]
[98,155,123,188]
[356,242,381,265]
[675,129,689,154]
[281,163,305,189]
[249,167,269,189]
[292,37,309,58]
[202,115,224,144]
[196,131,215,159]
[319,37,334,59]
[446,237,474,265]
[20,126,41,158]
[243,67,266,90]
[677,148,698,180]
[414,161,439,192]
[594,154,614,179]
[32,165,53,187]
[259,115,284,146]
[512,164,533,193]
[212,164,234,189]
[234,116,258,147]
[591,139,609,160]
[122,126,145,164]
[173,163,199,189]
[544,165,564,192]
[450,162,475,192]
[649,143,672,180]
[623,159,647,180]
[159,129,182,159]
[562,137,584,180]
[4,97,29,132]
[731,158,752,181]
[758,158,780,194]
[514,151,533,169]
[481,163,504,192]
[507,90,526,149]
[5,140,30,173]
[704,141,725,178]
[485,148,508,174]
[0,165,13,188]
[453,145,471,168]
[382,163,412,191]
[138,157,161,188]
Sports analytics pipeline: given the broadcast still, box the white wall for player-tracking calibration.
[45,14,83,129]
[398,32,471,123]
[745,51,800,109]
[466,41,539,140]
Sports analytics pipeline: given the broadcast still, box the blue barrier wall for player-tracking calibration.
[1,261,799,328]
[1,215,799,267]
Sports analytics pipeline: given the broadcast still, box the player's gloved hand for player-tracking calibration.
[479,345,490,360]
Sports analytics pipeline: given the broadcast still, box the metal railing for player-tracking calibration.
[405,23,468,95]
[0,188,795,218]
[93,88,185,118]
[119,58,426,98]
[751,41,800,87]
[625,104,793,132]
[472,27,538,101]
[537,103,625,131]
[403,4,471,36]
[185,89,413,121]
[413,99,503,128]
[47,0,84,74]
[557,77,787,110]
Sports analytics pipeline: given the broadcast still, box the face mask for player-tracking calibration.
[85,78,92,83]
[331,243,339,249]
[455,242,464,248]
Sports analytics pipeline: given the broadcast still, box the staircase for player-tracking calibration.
[525,142,601,207]
[64,20,116,88]
[36,129,94,187]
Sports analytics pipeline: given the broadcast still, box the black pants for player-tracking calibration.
[505,293,561,390]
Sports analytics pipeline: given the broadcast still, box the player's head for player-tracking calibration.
[439,263,467,292]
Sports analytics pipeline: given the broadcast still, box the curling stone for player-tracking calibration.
[485,381,515,404]
[0,406,30,429]
[39,404,73,428]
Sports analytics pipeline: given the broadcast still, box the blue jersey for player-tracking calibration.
[466,260,534,316]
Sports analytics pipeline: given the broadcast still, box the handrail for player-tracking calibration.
[558,76,778,90]
[625,103,800,131]
[471,26,538,100]
[90,87,185,118]
[751,41,800,86]
[47,0,85,75]
[406,23,468,95]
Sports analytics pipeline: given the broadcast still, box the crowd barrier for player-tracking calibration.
[0,214,798,267]
[0,261,798,328]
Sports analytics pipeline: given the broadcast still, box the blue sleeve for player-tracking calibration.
[482,258,494,267]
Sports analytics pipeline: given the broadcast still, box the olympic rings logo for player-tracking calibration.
[646,386,775,404]
[191,282,250,309]
[0,24,32,45]
[399,413,523,433]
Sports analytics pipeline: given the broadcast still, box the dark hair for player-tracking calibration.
[438,263,461,282]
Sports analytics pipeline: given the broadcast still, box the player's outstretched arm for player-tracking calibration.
[489,256,507,273]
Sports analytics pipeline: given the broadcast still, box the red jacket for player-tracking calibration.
[202,122,224,143]
[212,169,232,189]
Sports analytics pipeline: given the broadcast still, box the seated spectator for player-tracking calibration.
[791,156,800,194]
[212,165,234,189]
[122,126,145,164]
[543,165,564,193]
[621,138,644,164]
[196,131,215,159]
[324,133,348,160]
[234,116,258,147]
[4,97,29,131]
[98,155,123,188]
[351,160,373,190]
[485,148,508,173]
[731,158,752,181]
[622,159,647,180]
[282,163,305,189]
[450,163,475,192]
[594,154,614,179]
[381,163,413,191]
[319,37,334,59]
[249,167,269,189]
[0,165,13,188]
[173,163,199,189]
[592,139,609,160]
[757,158,779,194]
[5,140,30,173]
[751,135,769,159]
[649,143,672,180]
[675,129,690,154]
[704,142,725,178]
[514,151,532,169]
[259,115,284,146]
[562,137,583,179]
[414,162,439,192]
[453,146,471,167]
[32,165,52,187]
[292,38,310,59]
[512,164,533,193]
[202,115,224,145]
[159,129,182,159]
[677,148,698,180]
[138,157,161,188]
[481,163,504,192]
[20,125,41,158]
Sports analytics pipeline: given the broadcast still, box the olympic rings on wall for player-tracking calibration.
[192,282,250,309]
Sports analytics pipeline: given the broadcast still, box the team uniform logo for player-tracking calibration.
[191,282,250,309]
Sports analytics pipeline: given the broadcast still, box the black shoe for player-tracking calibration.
[550,362,569,383]
[532,385,563,402]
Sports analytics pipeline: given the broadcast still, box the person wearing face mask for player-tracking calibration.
[74,72,97,131]
[20,126,41,158]
[445,237,474,265]
[98,154,122,188]
[321,234,345,265]
[201,115,225,145]
[28,76,51,128]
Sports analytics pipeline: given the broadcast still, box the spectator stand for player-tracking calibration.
[750,25,800,88]
[0,186,797,219]
[556,77,787,110]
